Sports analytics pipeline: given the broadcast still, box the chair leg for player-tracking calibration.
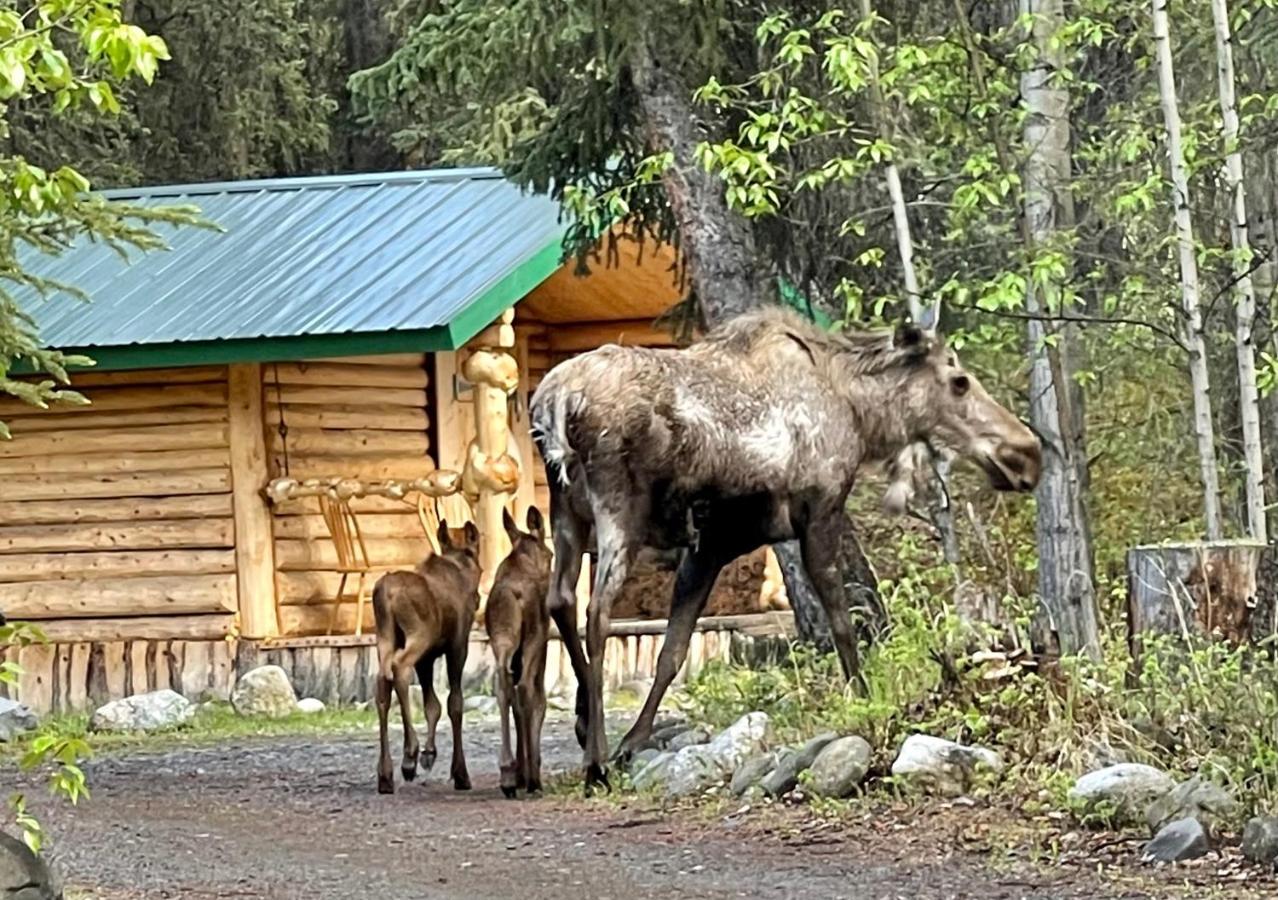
[354,572,368,637]
[330,573,349,636]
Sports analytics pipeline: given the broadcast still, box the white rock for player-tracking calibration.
[1068,763,1175,824]
[891,734,1003,796]
[90,690,195,733]
[231,665,297,718]
[0,698,37,742]
[705,712,771,772]
[297,698,326,714]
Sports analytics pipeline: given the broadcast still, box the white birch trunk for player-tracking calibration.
[1022,0,1101,658]
[1210,0,1267,542]
[1152,0,1225,540]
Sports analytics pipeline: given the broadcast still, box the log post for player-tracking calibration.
[1126,539,1265,661]
[461,308,521,599]
[228,363,279,639]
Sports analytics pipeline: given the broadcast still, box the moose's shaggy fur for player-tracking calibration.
[531,306,1041,791]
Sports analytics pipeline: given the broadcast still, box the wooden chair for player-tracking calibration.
[319,494,372,636]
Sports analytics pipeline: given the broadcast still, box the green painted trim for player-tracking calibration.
[15,327,458,373]
[446,236,567,346]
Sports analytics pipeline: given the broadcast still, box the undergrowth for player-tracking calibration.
[679,544,1278,821]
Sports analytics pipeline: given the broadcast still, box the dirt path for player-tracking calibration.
[11,713,1260,899]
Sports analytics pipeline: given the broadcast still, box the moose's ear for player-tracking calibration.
[503,508,520,543]
[526,505,545,540]
[893,321,932,357]
[462,521,480,550]
[437,519,452,548]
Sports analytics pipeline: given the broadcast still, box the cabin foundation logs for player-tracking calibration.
[461,307,521,598]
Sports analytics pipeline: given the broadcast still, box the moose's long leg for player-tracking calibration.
[375,672,395,794]
[614,541,735,763]
[799,510,865,687]
[492,642,519,798]
[445,642,472,791]
[545,498,590,749]
[393,638,428,782]
[414,656,442,771]
[518,633,549,795]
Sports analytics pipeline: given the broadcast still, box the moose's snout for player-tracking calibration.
[993,440,1042,492]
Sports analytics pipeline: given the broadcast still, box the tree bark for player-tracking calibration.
[1152,0,1224,540]
[1021,0,1101,658]
[630,32,882,655]
[1209,0,1267,542]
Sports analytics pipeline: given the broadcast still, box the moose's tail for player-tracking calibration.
[530,374,580,488]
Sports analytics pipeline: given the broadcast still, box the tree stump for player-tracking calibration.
[1126,540,1265,660]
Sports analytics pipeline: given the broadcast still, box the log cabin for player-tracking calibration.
[0,169,790,715]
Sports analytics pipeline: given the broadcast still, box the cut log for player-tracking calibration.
[273,513,425,541]
[266,427,430,458]
[28,614,235,643]
[228,363,278,640]
[277,569,399,606]
[269,455,436,483]
[0,519,234,554]
[264,403,429,432]
[41,366,227,388]
[1,469,231,502]
[0,448,228,477]
[269,385,427,407]
[0,383,226,415]
[266,362,428,389]
[0,573,237,619]
[307,353,426,368]
[0,494,232,527]
[271,494,419,517]
[278,602,374,637]
[0,422,229,459]
[1126,540,1265,655]
[5,405,227,434]
[0,549,236,582]
[275,537,428,571]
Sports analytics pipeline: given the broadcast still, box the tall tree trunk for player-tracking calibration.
[1210,0,1267,542]
[630,34,882,654]
[1153,0,1224,539]
[1022,0,1101,658]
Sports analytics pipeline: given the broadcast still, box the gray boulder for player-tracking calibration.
[0,832,62,899]
[1242,816,1278,867]
[667,726,711,752]
[809,736,873,798]
[730,752,777,798]
[464,695,498,715]
[1145,776,1235,833]
[629,748,662,772]
[0,699,37,742]
[1068,763,1174,825]
[760,732,838,797]
[649,722,695,749]
[704,712,771,772]
[662,746,724,798]
[631,751,675,792]
[90,689,195,733]
[891,734,1003,796]
[1142,817,1208,863]
[637,712,772,798]
[231,665,297,718]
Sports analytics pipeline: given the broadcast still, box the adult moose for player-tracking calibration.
[531,307,1042,792]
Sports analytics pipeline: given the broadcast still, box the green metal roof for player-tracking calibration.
[19,168,569,369]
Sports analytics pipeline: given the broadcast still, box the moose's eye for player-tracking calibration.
[950,374,970,397]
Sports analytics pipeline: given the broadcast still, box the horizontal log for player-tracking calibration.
[275,537,428,571]
[277,569,398,606]
[0,423,228,459]
[5,406,227,435]
[0,519,234,555]
[270,456,437,483]
[29,614,235,643]
[1,469,231,502]
[0,573,236,619]
[308,353,426,368]
[0,383,226,416]
[0,494,233,527]
[267,427,429,458]
[266,362,428,390]
[0,448,228,477]
[527,350,550,372]
[271,494,420,517]
[270,385,427,408]
[278,603,373,637]
[546,320,678,353]
[273,514,427,541]
[0,549,235,582]
[43,366,227,389]
[265,403,429,432]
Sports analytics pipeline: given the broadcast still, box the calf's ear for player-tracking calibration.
[437,519,452,549]
[463,521,480,550]
[503,508,521,544]
[526,506,545,541]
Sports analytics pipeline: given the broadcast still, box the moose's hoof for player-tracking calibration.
[421,749,437,771]
[584,763,611,796]
[501,785,518,799]
[453,775,473,792]
[377,776,395,795]
[525,780,543,799]
[401,764,418,782]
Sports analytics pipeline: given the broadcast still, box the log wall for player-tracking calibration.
[0,367,238,638]
[264,355,438,636]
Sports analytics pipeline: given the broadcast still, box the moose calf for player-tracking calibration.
[485,507,553,798]
[372,519,480,795]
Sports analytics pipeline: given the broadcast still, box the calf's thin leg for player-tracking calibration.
[393,639,428,781]
[414,657,440,771]
[800,512,865,687]
[519,634,548,795]
[492,642,519,798]
[615,542,733,762]
[375,673,395,794]
[445,642,472,791]
[546,502,589,749]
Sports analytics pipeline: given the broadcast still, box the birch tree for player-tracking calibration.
[1152,0,1224,540]
[1209,0,1266,542]
[1021,0,1101,657]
